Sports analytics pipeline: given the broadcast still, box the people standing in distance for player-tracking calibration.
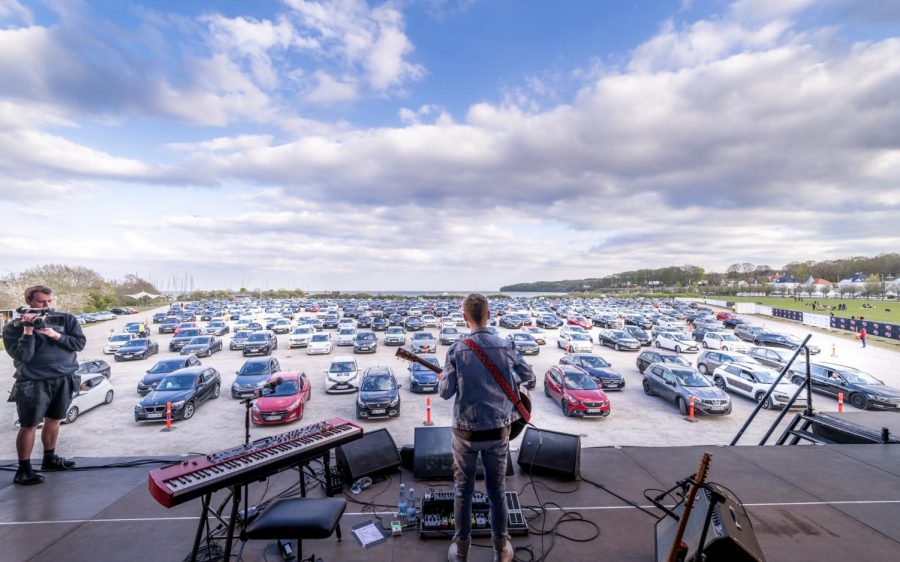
[439,293,535,562]
[3,285,86,485]
[859,327,867,348]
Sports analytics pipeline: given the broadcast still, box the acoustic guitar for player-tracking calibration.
[395,347,532,440]
[667,452,713,562]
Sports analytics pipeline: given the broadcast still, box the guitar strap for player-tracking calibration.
[462,338,530,423]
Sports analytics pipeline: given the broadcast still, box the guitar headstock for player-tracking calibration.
[394,348,418,362]
[694,452,712,485]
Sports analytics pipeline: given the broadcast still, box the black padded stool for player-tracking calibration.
[245,497,347,561]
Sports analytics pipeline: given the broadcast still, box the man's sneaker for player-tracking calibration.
[41,455,76,471]
[14,469,45,486]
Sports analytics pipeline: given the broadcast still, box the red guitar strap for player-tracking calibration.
[462,338,530,423]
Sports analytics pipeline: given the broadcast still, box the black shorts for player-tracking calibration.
[14,377,75,427]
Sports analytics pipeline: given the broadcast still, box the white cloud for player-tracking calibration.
[305,70,359,103]
[0,0,31,25]
[731,0,818,21]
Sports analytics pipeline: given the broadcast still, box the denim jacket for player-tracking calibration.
[439,327,535,431]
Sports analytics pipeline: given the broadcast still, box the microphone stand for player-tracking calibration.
[222,391,263,561]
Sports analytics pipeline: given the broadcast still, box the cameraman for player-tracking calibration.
[3,285,86,485]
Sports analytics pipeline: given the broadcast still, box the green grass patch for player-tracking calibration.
[725,296,899,324]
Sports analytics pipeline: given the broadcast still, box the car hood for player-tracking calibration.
[359,390,396,403]
[256,395,300,410]
[235,374,269,385]
[181,344,209,352]
[141,372,174,385]
[117,346,147,354]
[142,389,194,406]
[857,384,900,398]
[583,367,623,380]
[567,389,608,402]
[411,371,438,383]
[679,386,726,400]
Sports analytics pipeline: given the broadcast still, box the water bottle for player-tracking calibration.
[407,488,417,523]
[398,483,407,516]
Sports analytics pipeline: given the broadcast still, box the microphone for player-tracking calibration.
[259,376,284,394]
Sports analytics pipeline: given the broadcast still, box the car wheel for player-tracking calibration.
[642,380,654,396]
[702,341,709,349]
[698,364,708,375]
[212,384,221,399]
[65,406,79,424]
[713,376,726,390]
[754,339,761,346]
[104,390,114,404]
[677,397,688,416]
[615,343,621,351]
[849,393,868,410]
[544,383,550,397]
[182,402,196,420]
[722,346,729,352]
[655,341,661,348]
[791,376,805,386]
[675,345,682,353]
[562,400,571,417]
[756,392,772,410]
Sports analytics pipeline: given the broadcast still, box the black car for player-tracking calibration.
[357,316,373,328]
[592,314,620,328]
[180,335,224,357]
[137,355,202,395]
[232,357,282,398]
[536,314,563,329]
[356,367,401,419]
[134,366,220,422]
[597,329,641,351]
[734,324,766,342]
[158,317,180,334]
[243,331,278,356]
[746,346,793,369]
[230,330,253,350]
[789,362,900,410]
[204,320,230,336]
[722,317,746,329]
[404,316,425,331]
[635,350,692,374]
[75,359,112,379]
[322,315,339,329]
[152,312,167,323]
[754,332,820,354]
[353,331,378,353]
[499,315,524,329]
[691,325,716,342]
[624,315,653,330]
[508,332,540,355]
[625,325,652,346]
[389,313,404,326]
[115,338,160,361]
[169,328,203,352]
[559,353,624,390]
[371,317,389,331]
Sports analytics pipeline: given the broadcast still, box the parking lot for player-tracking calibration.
[2,302,898,459]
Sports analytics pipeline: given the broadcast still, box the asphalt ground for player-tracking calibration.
[2,306,898,459]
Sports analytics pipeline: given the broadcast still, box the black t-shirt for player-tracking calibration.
[2,313,86,381]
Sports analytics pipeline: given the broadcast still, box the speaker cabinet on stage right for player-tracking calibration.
[516,427,580,481]
[335,428,402,483]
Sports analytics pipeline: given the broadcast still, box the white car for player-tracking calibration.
[104,333,137,354]
[656,317,686,330]
[560,324,593,342]
[525,326,547,344]
[702,332,751,353]
[557,332,593,353]
[439,316,455,329]
[307,333,333,355]
[384,327,407,345]
[325,356,359,393]
[655,331,701,353]
[421,314,439,327]
[289,326,315,348]
[337,318,356,330]
[712,363,807,410]
[336,327,358,346]
[65,374,115,423]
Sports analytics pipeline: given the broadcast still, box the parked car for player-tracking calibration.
[715,311,735,321]
[64,374,114,424]
[598,329,641,352]
[788,362,900,410]
[75,359,111,380]
[508,332,540,355]
[357,315,373,329]
[543,365,610,418]
[567,315,592,330]
[180,335,223,358]
[288,326,314,348]
[232,357,282,398]
[114,338,160,361]
[384,326,407,346]
[174,322,199,336]
[137,355,202,395]
[371,317,389,331]
[525,326,547,344]
[499,315,524,329]
[307,333,334,355]
[557,331,593,353]
[722,317,746,329]
[746,346,793,369]
[135,366,221,422]
[336,327,358,346]
[229,330,252,350]
[405,316,425,331]
[169,328,203,352]
[642,364,732,416]
[408,354,441,393]
[734,324,766,342]
[104,332,137,354]
[559,353,624,390]
[592,314,621,329]
[712,363,806,410]
[204,320,230,336]
[270,319,292,334]
[325,356,360,393]
[636,350,692,374]
[353,331,378,353]
[754,332,820,354]
[251,372,312,425]
[152,312,167,323]
[356,366,401,419]
[536,314,563,329]
[624,325,652,346]
[439,326,462,345]
[322,315,339,329]
[702,332,751,353]
[695,349,750,376]
[409,331,438,354]
[243,331,278,356]
[654,331,700,353]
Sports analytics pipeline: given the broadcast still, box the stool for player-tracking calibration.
[245,497,347,561]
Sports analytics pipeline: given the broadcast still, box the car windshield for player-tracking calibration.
[234,332,250,339]
[357,333,375,341]
[292,328,310,334]
[413,333,434,340]
[571,333,590,341]
[266,380,299,397]
[610,331,628,338]
[239,362,268,375]
[661,355,691,366]
[513,334,533,341]
[722,334,740,342]
[150,361,186,374]
[412,359,440,372]
[564,372,599,390]
[311,334,329,342]
[180,330,200,337]
[750,370,778,383]
[188,337,211,345]
[121,339,147,348]
[388,328,403,334]
[339,328,355,335]
[362,375,395,392]
[110,334,131,342]
[674,334,692,342]
[443,328,458,334]
[330,362,356,373]
[581,356,611,368]
[627,327,646,336]
[156,374,197,391]
[838,368,882,385]
[247,333,268,342]
[672,370,710,387]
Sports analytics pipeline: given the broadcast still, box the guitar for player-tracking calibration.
[667,452,713,562]
[394,347,532,440]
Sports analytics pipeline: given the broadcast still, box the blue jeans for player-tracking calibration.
[452,426,510,541]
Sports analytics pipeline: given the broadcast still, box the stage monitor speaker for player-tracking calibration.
[516,427,580,481]
[654,482,765,562]
[335,428,402,483]
[413,426,515,480]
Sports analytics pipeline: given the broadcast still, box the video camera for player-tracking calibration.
[15,307,66,329]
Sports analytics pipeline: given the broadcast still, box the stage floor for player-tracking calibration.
[2,443,899,561]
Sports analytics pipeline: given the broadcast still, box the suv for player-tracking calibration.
[712,363,806,410]
[325,356,360,393]
[635,350,692,374]
[702,332,751,353]
[643,364,732,416]
[231,357,282,398]
[356,367,401,419]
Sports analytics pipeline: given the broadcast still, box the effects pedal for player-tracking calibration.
[418,490,528,538]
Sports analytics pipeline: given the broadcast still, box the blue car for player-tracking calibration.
[559,353,625,390]
[408,354,441,393]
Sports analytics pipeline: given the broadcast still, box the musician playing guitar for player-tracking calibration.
[440,294,535,562]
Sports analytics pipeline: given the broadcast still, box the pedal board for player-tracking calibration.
[419,490,528,538]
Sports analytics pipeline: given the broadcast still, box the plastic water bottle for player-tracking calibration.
[398,483,407,516]
[407,488,417,523]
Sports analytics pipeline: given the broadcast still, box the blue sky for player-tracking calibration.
[1,0,899,292]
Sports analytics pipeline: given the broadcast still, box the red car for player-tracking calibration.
[543,365,610,418]
[715,311,735,321]
[251,371,312,425]
[567,315,592,330]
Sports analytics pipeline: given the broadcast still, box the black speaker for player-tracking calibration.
[413,426,515,480]
[516,427,580,481]
[335,429,402,483]
[654,483,765,562]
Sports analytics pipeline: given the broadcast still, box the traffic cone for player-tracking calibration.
[684,395,698,423]
[424,397,434,426]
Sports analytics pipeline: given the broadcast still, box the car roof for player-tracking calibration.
[168,366,206,375]
[331,355,356,362]
[243,357,273,364]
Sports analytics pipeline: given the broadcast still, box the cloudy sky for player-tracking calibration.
[0,0,898,292]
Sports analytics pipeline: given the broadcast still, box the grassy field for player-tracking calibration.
[724,296,899,324]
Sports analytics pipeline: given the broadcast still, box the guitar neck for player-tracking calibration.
[395,348,442,375]
[667,452,712,562]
